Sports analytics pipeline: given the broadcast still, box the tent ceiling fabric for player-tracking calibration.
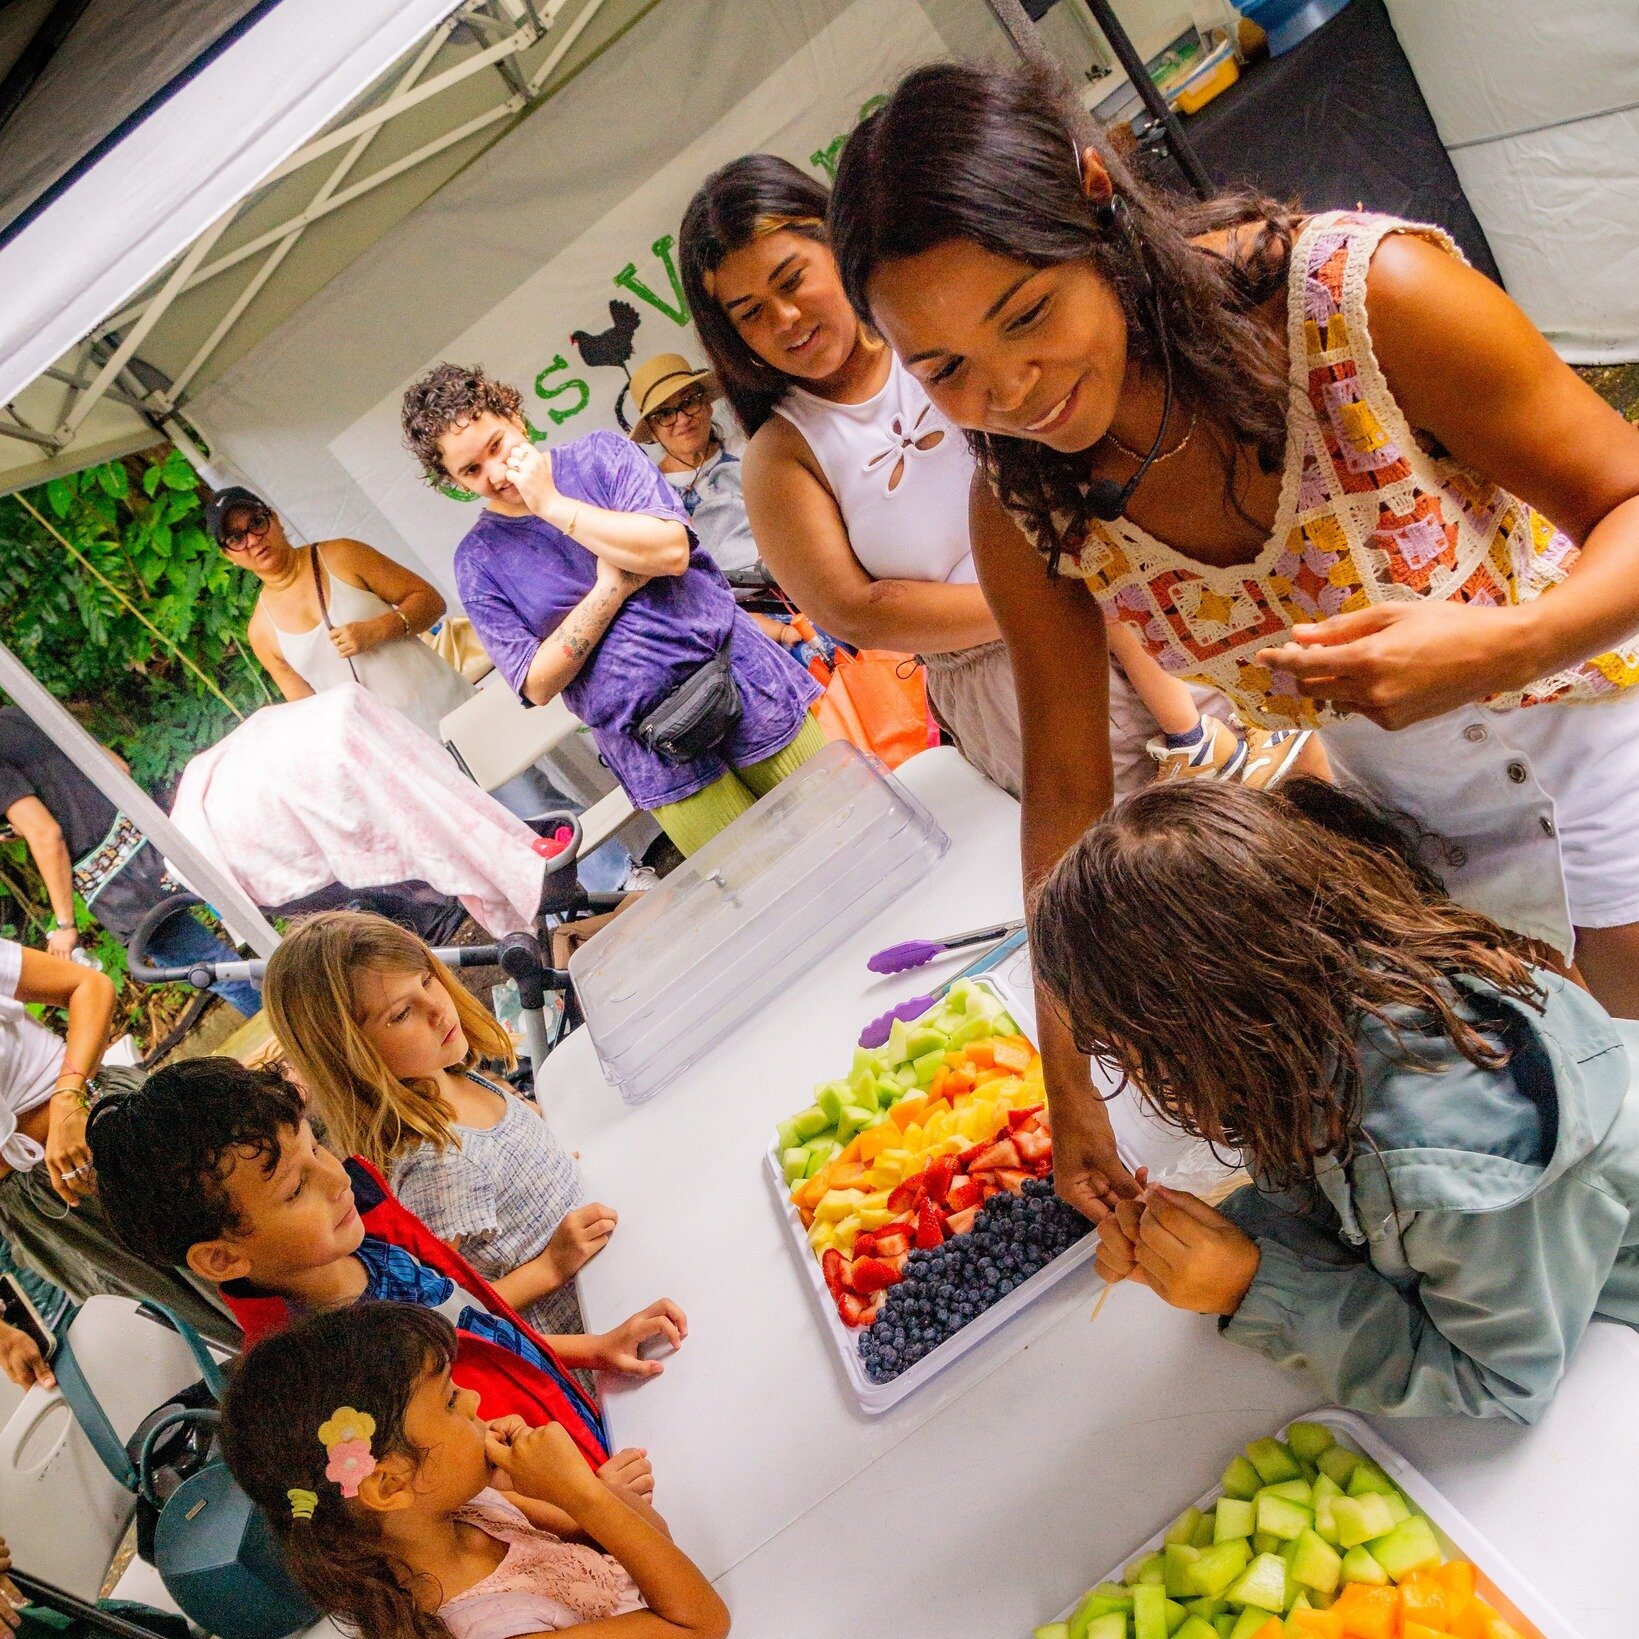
[0,0,650,495]
[0,0,269,238]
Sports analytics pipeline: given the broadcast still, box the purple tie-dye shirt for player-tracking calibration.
[455,430,819,809]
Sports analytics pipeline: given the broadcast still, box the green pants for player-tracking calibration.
[650,717,827,856]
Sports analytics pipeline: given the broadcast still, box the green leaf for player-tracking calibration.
[96,462,129,499]
[142,463,162,497]
[45,476,75,518]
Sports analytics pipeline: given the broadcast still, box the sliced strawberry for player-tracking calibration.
[945,1204,981,1236]
[873,1228,912,1259]
[1024,1153,1054,1178]
[1014,1126,1053,1166]
[838,1291,870,1328]
[852,1229,880,1259]
[861,1297,883,1327]
[850,1255,901,1295]
[946,1176,984,1213]
[923,1155,958,1201]
[822,1248,847,1300]
[968,1137,1022,1174]
[1007,1105,1046,1133]
[914,1199,945,1249]
[994,1167,1032,1193]
[955,1141,992,1172]
[887,1176,927,1214]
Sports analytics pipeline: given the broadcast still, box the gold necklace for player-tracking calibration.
[1102,405,1198,467]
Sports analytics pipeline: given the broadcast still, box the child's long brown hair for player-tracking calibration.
[1030,781,1546,1186]
[221,1303,458,1639]
[265,911,515,1175]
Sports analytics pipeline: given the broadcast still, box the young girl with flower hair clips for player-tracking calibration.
[223,1303,730,1638]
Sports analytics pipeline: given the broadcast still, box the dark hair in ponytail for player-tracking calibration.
[828,58,1299,567]
[678,154,834,436]
[220,1304,459,1639]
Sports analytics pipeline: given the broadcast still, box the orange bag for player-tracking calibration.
[787,613,935,769]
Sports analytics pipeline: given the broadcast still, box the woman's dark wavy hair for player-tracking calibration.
[828,59,1300,567]
[1029,779,1547,1189]
[221,1303,460,1639]
[678,154,834,436]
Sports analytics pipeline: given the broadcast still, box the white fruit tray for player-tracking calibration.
[1045,1410,1582,1639]
[765,976,1106,1417]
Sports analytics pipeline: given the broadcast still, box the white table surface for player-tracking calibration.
[542,747,1638,1638]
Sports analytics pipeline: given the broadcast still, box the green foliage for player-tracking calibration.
[0,446,271,793]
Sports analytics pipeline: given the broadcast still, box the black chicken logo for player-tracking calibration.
[570,299,642,430]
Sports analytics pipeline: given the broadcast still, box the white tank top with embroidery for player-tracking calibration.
[774,352,977,585]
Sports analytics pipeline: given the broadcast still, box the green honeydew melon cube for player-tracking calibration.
[1215,1499,1255,1542]
[893,1064,918,1088]
[801,1146,832,1178]
[1176,1620,1220,1639]
[1380,1491,1411,1527]
[1252,1533,1281,1556]
[885,1018,913,1064]
[1227,1553,1288,1614]
[1331,1494,1396,1549]
[1310,1474,1342,1505]
[792,1105,830,1142]
[1186,1599,1228,1621]
[1164,1544,1202,1598]
[1165,1507,1207,1548]
[1081,1617,1128,1639]
[1124,1551,1165,1588]
[814,1082,846,1125]
[1213,1621,1235,1639]
[1339,1547,1389,1587]
[904,1024,949,1059]
[1229,1608,1276,1639]
[1166,1602,1190,1636]
[1315,1447,1360,1489]
[1344,1460,1395,1499]
[1258,1481,1313,1505]
[948,1013,996,1047]
[1191,1514,1218,1550]
[1245,1439,1303,1486]
[1255,1496,1313,1542]
[911,1048,948,1086]
[994,1011,1022,1035]
[1312,1498,1340,1548]
[1067,1593,1127,1639]
[1368,1515,1442,1581]
[1288,1530,1342,1596]
[780,1146,807,1184]
[1133,1584,1169,1639]
[1034,1626,1071,1639]
[1221,1456,1263,1501]
[1284,1422,1336,1465]
[1185,1540,1251,1599]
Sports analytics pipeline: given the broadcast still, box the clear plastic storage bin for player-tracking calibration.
[570,741,949,1104]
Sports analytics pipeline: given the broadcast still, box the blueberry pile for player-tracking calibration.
[858,1176,1092,1384]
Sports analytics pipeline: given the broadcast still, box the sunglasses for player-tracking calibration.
[648,385,710,429]
[221,509,272,552]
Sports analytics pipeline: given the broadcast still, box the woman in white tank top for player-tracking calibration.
[213,489,473,742]
[679,158,1308,798]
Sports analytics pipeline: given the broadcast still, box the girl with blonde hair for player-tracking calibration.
[266,912,615,1337]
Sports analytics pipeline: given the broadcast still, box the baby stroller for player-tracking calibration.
[125,808,621,1075]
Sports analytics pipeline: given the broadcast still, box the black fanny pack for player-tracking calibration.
[635,640,742,763]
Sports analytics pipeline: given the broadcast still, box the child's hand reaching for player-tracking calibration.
[543,1202,618,1287]
[595,1299,688,1377]
[598,1446,654,1498]
[1130,1185,1261,1316]
[1093,1165,1148,1288]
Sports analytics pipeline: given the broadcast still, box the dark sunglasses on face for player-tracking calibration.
[649,385,710,429]
[221,509,272,552]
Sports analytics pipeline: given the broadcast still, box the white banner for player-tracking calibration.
[286,0,946,589]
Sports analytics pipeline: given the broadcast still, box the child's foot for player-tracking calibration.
[1237,726,1319,790]
[1146,715,1247,782]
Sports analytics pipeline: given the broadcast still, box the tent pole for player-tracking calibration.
[0,642,280,956]
[981,0,1215,201]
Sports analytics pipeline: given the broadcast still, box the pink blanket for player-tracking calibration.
[170,685,546,935]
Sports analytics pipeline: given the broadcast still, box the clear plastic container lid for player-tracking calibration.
[570,741,950,1104]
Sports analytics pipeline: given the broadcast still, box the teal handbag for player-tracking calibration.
[51,1306,319,1639]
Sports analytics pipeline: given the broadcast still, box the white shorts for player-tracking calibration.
[1321,687,1639,957]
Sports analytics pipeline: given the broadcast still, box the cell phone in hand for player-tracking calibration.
[0,1273,55,1361]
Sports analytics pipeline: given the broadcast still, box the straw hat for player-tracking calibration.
[629,353,719,443]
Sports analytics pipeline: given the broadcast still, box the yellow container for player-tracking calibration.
[1178,53,1239,115]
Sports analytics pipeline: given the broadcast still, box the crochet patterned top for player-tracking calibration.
[1000,209,1639,729]
[439,1489,643,1637]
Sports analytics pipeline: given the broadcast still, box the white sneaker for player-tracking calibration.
[1146,714,1248,782]
[1237,726,1319,790]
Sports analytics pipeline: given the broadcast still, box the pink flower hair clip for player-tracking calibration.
[316,1405,378,1499]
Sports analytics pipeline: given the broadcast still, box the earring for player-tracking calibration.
[1091,199,1118,231]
